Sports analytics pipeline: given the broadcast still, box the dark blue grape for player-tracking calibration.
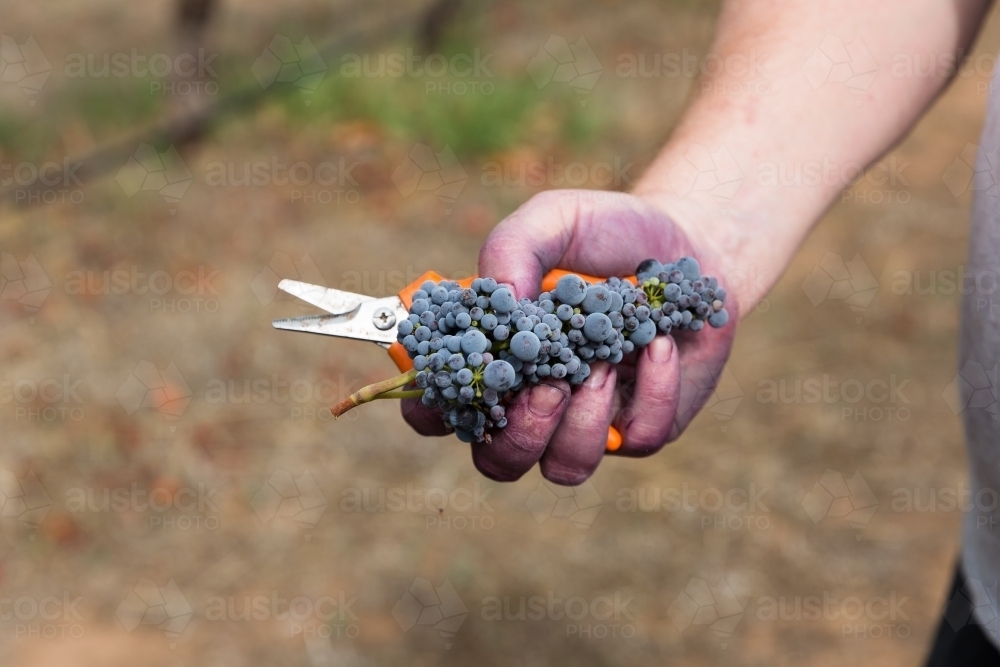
[428,353,445,371]
[629,319,657,346]
[430,286,449,305]
[708,309,729,328]
[636,259,664,280]
[583,313,612,342]
[466,352,484,368]
[510,331,542,362]
[482,388,498,406]
[490,287,517,313]
[553,274,587,305]
[493,324,510,341]
[461,329,489,355]
[676,256,700,281]
[422,388,436,406]
[581,285,612,314]
[482,360,516,391]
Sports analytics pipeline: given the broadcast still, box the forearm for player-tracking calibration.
[634,0,992,310]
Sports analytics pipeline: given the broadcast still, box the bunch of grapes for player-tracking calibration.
[334,257,729,443]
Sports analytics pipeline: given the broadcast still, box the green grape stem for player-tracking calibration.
[332,368,419,418]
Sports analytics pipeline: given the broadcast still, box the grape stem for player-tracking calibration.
[377,389,425,399]
[332,369,418,418]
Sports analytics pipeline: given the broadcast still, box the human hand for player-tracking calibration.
[402,190,738,485]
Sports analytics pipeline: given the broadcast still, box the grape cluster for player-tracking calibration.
[395,257,728,443]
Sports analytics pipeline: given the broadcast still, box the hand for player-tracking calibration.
[401,190,739,485]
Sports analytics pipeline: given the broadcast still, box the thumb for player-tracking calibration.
[478,191,579,299]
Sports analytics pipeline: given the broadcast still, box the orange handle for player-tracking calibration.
[389,270,628,452]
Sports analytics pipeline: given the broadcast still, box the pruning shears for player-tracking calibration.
[271,270,626,451]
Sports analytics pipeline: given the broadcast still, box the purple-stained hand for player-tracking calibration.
[401,190,739,486]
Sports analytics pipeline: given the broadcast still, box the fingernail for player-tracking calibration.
[585,362,613,389]
[530,384,566,417]
[647,336,673,363]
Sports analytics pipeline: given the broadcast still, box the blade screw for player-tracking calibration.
[372,307,396,330]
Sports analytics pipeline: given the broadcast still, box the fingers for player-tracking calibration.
[478,191,578,299]
[613,335,681,456]
[539,362,617,486]
[400,398,450,436]
[471,380,570,482]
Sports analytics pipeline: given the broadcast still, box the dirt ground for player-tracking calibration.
[0,1,998,665]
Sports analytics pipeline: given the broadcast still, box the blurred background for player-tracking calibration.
[0,0,997,664]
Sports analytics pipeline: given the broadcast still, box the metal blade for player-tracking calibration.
[272,295,408,348]
[277,279,373,316]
